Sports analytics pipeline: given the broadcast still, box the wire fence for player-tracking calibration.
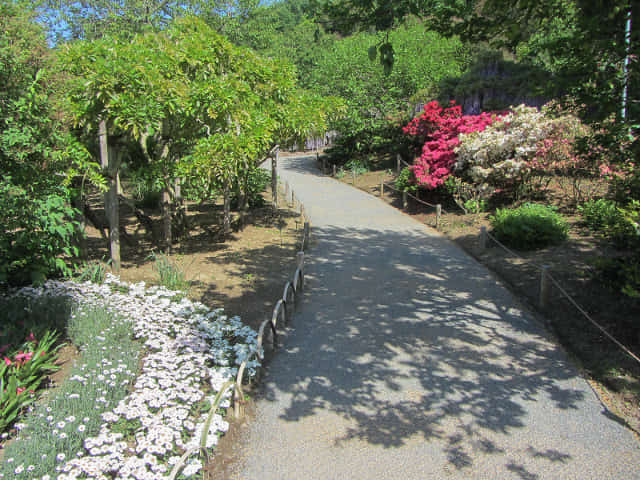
[480,228,640,367]
[170,177,311,479]
[326,150,640,368]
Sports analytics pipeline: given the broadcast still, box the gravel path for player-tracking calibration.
[229,154,640,479]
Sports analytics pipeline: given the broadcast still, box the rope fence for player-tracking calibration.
[171,176,311,479]
[479,227,640,367]
[319,150,639,367]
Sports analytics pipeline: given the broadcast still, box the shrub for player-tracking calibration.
[232,168,271,209]
[456,105,551,191]
[579,199,638,248]
[490,203,568,250]
[0,180,80,285]
[403,101,501,189]
[395,167,417,192]
[129,168,163,210]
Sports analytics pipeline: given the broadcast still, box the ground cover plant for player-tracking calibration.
[0,275,260,479]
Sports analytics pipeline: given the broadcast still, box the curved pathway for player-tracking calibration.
[228,155,639,479]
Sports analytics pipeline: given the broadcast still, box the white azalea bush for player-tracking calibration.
[455,104,554,189]
[0,274,259,480]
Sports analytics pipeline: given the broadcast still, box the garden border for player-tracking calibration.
[170,177,311,479]
[477,226,640,366]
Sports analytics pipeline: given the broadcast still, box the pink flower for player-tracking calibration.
[3,357,11,366]
[15,351,33,364]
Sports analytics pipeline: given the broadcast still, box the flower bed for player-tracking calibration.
[1,274,259,479]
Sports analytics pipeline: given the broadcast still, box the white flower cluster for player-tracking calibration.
[455,104,553,185]
[3,274,259,480]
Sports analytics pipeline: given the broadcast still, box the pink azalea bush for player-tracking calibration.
[403,101,502,189]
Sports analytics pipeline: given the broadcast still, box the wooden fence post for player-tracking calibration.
[402,191,408,210]
[397,154,401,174]
[436,204,442,229]
[479,226,488,251]
[303,222,310,248]
[333,164,336,177]
[352,168,356,185]
[539,265,551,309]
[271,147,279,209]
[380,178,384,197]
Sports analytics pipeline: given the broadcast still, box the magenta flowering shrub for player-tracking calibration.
[403,101,501,189]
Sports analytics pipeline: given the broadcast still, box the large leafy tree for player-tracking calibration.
[61,16,338,263]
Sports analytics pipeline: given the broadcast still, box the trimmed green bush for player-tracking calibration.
[490,203,568,250]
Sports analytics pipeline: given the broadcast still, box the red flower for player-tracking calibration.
[16,387,25,395]
[3,357,10,366]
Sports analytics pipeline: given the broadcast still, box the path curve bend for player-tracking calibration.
[229,155,639,480]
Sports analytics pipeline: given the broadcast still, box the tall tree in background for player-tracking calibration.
[321,0,638,124]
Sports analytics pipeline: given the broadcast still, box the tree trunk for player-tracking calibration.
[106,152,121,271]
[271,147,279,209]
[161,182,172,253]
[99,119,121,271]
[223,178,231,237]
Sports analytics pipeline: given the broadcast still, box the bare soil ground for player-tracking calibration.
[84,186,304,333]
[340,168,640,434]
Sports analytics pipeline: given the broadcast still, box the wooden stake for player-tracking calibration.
[539,265,551,310]
[402,191,408,210]
[436,204,442,229]
[479,226,488,251]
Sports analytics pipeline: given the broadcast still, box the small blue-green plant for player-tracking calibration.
[464,198,488,214]
[149,252,190,292]
[74,259,110,284]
